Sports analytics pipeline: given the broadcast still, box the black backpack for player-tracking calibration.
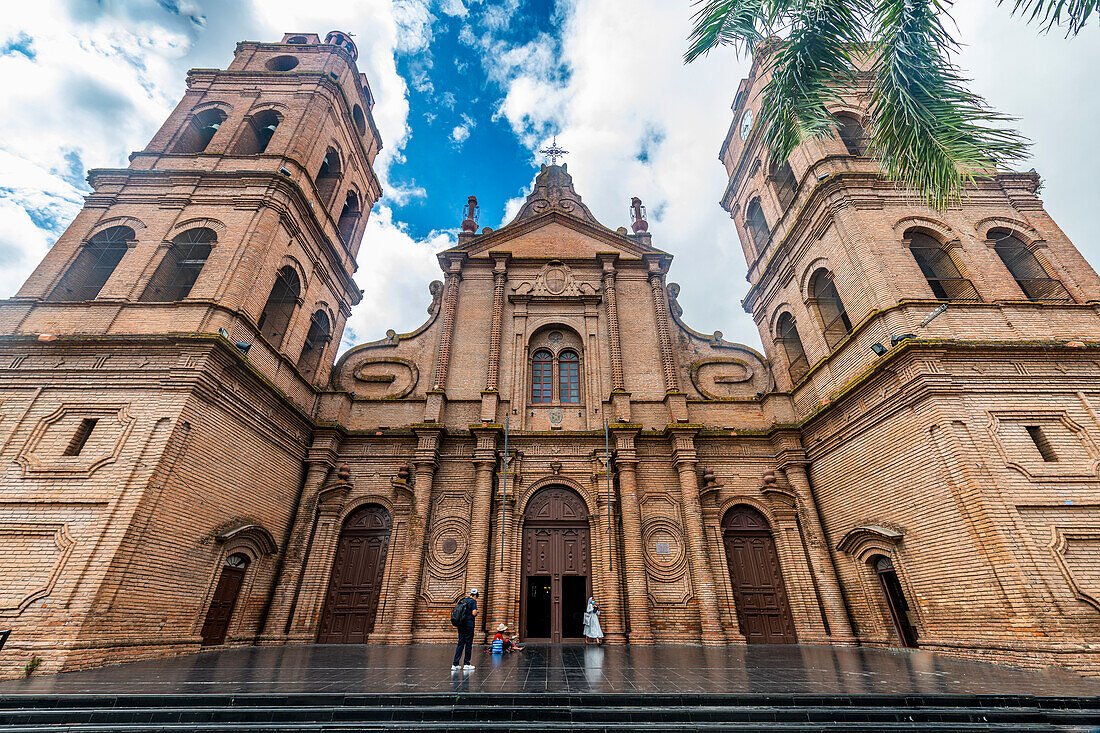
[450,597,473,627]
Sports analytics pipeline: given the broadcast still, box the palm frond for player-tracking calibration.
[869,0,1029,208]
[758,0,868,167]
[997,0,1098,35]
[684,0,776,62]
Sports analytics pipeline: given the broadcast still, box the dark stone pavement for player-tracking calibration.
[1,644,1097,696]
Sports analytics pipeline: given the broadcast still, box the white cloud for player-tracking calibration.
[484,0,1100,350]
[450,124,471,144]
[439,0,469,19]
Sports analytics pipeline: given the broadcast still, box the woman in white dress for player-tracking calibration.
[583,596,603,645]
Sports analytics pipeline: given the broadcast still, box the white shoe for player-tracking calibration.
[463,664,475,671]
[450,665,460,671]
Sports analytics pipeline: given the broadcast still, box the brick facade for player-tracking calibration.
[0,35,1098,679]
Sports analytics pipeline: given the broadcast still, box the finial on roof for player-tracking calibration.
[538,135,569,166]
[461,195,479,233]
[630,197,648,233]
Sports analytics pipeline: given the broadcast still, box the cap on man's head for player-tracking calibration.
[470,588,478,595]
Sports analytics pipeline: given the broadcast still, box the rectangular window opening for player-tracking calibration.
[1024,424,1058,462]
[64,418,98,456]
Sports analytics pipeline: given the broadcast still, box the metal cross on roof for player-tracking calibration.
[539,136,569,165]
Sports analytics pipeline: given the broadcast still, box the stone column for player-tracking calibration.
[613,428,653,643]
[782,462,855,641]
[431,259,463,390]
[669,428,725,644]
[465,428,498,641]
[390,428,442,639]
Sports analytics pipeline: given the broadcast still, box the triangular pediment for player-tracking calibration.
[445,210,667,261]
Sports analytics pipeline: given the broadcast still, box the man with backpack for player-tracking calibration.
[450,588,478,672]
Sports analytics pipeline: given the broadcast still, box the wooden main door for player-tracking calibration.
[317,504,392,644]
[200,553,250,646]
[521,487,590,642]
[722,505,797,644]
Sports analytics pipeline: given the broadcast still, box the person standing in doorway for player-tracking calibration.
[583,596,603,645]
[451,588,478,672]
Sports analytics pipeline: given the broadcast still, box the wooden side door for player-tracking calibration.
[318,505,392,644]
[200,554,249,646]
[722,506,797,644]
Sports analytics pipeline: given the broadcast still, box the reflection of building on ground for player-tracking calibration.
[1,32,1100,680]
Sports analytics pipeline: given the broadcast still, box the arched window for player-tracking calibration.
[338,190,361,242]
[810,269,852,348]
[233,109,281,155]
[745,199,770,253]
[174,108,226,154]
[139,227,215,302]
[315,147,342,207]
[770,158,797,210]
[558,350,580,404]
[990,229,1072,302]
[837,114,869,156]
[257,266,301,348]
[906,231,979,301]
[48,225,133,302]
[531,349,553,403]
[296,309,332,379]
[777,313,810,383]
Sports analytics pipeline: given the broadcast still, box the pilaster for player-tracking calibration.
[390,425,442,638]
[667,425,726,644]
[612,425,654,643]
[465,425,500,641]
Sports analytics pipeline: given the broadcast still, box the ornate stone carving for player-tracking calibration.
[507,163,602,225]
[513,260,598,297]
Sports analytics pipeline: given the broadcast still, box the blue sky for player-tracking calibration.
[0,0,1098,353]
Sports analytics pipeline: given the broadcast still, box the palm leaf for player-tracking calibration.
[869,0,1029,207]
[758,0,868,167]
[684,0,783,61]
[998,0,1098,35]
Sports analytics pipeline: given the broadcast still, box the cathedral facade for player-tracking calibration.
[1,33,1099,678]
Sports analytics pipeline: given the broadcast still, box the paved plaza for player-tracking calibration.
[1,644,1097,696]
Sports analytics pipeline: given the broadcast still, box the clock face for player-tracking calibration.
[740,109,753,141]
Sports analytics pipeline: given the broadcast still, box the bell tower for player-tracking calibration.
[0,32,381,678]
[720,48,1100,409]
[0,30,381,390]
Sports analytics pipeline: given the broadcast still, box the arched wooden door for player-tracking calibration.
[722,505,797,643]
[873,555,918,648]
[317,504,392,644]
[521,487,590,642]
[201,553,250,646]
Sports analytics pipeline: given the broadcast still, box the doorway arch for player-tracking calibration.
[200,552,250,646]
[521,486,590,642]
[317,503,392,643]
[871,554,918,647]
[721,505,797,643]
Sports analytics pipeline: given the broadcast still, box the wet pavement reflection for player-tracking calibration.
[1,643,1097,696]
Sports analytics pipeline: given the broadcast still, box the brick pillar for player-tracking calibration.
[613,429,653,643]
[261,460,332,640]
[487,485,518,631]
[486,258,507,391]
[595,481,626,644]
[601,259,625,392]
[647,262,680,393]
[391,428,441,638]
[430,259,463,391]
[465,429,498,642]
[782,462,855,641]
[669,428,725,644]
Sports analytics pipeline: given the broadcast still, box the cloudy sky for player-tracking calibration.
[0,1,1097,353]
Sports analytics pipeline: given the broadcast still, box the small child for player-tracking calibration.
[492,623,524,653]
